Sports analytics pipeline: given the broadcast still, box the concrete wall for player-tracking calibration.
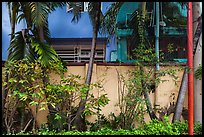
[2,63,189,127]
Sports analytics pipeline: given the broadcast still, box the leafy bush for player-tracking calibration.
[45,74,110,131]
[139,116,180,135]
[2,59,109,134]
[194,122,202,135]
[13,117,202,135]
[173,120,202,135]
[2,59,48,134]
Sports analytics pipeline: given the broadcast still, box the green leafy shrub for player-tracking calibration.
[45,74,110,131]
[194,122,202,135]
[138,116,180,135]
[2,59,109,134]
[14,117,202,135]
[173,120,188,135]
[2,59,49,134]
[173,120,202,135]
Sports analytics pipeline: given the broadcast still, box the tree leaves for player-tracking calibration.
[29,2,50,27]
[8,31,36,62]
[31,38,60,67]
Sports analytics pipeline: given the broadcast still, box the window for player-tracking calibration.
[51,38,107,63]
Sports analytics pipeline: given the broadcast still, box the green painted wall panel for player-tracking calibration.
[116,2,140,23]
[115,2,188,63]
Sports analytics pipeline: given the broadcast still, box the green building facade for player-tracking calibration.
[111,2,187,63]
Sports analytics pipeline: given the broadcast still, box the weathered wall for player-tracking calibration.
[2,63,189,127]
[47,64,188,125]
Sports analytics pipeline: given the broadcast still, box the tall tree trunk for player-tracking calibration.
[38,26,45,43]
[141,2,146,19]
[172,70,188,122]
[192,2,202,124]
[73,2,101,131]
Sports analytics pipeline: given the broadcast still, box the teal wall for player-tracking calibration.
[116,2,140,24]
[114,2,187,63]
[116,2,140,62]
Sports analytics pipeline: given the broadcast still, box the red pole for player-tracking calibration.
[187,2,194,135]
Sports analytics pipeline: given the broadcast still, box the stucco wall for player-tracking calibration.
[2,63,188,127]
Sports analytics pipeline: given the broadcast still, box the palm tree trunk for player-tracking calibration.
[172,70,188,122]
[142,2,146,19]
[192,2,202,123]
[38,26,45,43]
[73,2,101,131]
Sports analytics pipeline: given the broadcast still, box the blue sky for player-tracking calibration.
[2,2,113,61]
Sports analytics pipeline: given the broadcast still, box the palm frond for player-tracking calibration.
[43,19,51,43]
[8,31,36,62]
[68,2,83,23]
[29,2,51,27]
[100,2,124,36]
[17,2,32,28]
[31,39,60,67]
[87,2,100,25]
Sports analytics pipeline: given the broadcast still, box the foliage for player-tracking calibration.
[2,59,49,134]
[114,11,181,129]
[13,117,202,135]
[84,10,183,132]
[173,120,202,135]
[44,73,109,131]
[138,116,180,135]
[100,2,124,36]
[86,114,112,131]
[8,29,62,68]
[106,10,181,131]
[4,4,66,133]
[67,2,105,131]
[194,121,202,135]
[138,116,202,135]
[2,59,109,134]
[113,69,147,129]
[7,2,66,68]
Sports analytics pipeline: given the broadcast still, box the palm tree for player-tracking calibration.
[7,2,65,64]
[67,2,103,131]
[68,2,156,130]
[3,2,66,131]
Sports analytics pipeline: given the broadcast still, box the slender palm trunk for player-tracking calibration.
[73,2,101,131]
[141,2,146,19]
[172,70,188,122]
[192,2,202,123]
